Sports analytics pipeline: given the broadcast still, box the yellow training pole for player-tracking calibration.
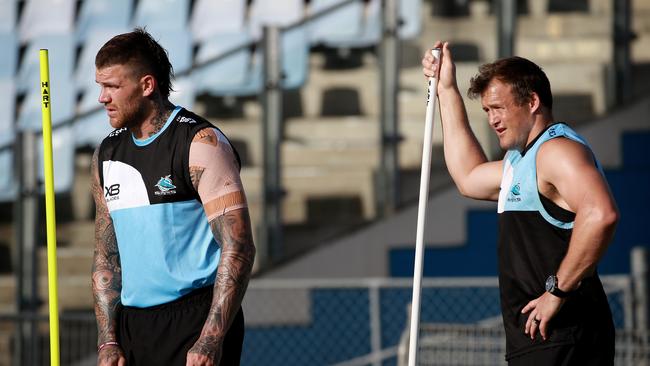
[39,48,60,366]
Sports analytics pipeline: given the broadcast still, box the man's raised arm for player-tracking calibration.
[422,41,502,200]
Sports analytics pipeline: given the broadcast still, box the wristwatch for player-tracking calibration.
[545,275,572,298]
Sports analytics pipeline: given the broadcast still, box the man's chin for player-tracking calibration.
[109,119,125,129]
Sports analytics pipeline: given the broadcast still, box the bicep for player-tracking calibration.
[462,160,503,201]
[189,128,248,222]
[540,140,617,217]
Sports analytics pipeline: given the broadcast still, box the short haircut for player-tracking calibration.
[467,56,553,110]
[95,27,174,98]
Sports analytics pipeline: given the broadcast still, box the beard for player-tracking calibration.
[109,97,149,130]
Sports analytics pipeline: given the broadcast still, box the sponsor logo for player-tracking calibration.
[109,128,127,137]
[104,183,120,202]
[507,183,521,202]
[178,116,197,124]
[154,175,177,196]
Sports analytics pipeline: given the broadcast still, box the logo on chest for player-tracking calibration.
[507,183,522,202]
[104,183,121,202]
[154,175,177,196]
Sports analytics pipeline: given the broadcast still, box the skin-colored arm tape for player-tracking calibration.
[189,128,247,221]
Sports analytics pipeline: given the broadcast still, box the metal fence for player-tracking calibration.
[0,275,645,366]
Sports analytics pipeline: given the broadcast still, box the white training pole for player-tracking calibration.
[407,47,441,366]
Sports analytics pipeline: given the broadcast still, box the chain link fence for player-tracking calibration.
[0,275,645,366]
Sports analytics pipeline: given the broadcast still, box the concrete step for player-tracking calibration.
[38,247,93,278]
[218,117,436,168]
[241,166,376,220]
[0,275,92,312]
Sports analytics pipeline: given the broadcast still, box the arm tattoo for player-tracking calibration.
[188,208,256,358]
[90,149,123,346]
[189,166,205,191]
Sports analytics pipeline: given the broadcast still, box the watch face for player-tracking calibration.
[545,276,555,292]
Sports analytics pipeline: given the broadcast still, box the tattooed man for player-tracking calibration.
[91,28,255,366]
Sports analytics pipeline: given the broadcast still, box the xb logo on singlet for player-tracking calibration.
[104,184,120,202]
[507,183,522,202]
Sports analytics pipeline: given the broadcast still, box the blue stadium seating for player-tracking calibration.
[151,29,194,74]
[132,0,191,34]
[0,0,17,33]
[192,32,255,96]
[0,80,16,202]
[323,0,380,48]
[16,34,75,95]
[308,0,364,45]
[0,80,15,135]
[18,0,75,42]
[246,24,310,90]
[74,93,113,149]
[190,0,247,43]
[75,29,129,95]
[248,0,304,39]
[169,75,196,110]
[399,0,423,40]
[75,0,133,43]
[0,33,18,79]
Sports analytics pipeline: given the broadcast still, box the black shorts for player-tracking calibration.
[507,326,614,366]
[118,286,245,366]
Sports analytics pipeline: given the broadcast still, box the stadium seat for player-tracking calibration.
[75,0,133,43]
[248,0,304,39]
[73,92,113,148]
[278,25,310,89]
[18,0,75,42]
[190,0,247,43]
[0,80,15,136]
[399,0,423,40]
[0,0,17,33]
[192,32,255,96]
[132,0,191,34]
[0,147,14,202]
[0,33,18,79]
[16,34,75,95]
[151,29,194,74]
[317,0,422,48]
[75,29,128,94]
[308,0,364,45]
[0,80,15,202]
[170,75,196,110]
[18,76,75,131]
[323,0,380,48]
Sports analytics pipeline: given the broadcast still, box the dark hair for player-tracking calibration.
[95,27,174,98]
[467,56,553,110]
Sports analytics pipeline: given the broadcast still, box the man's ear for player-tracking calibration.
[141,74,156,97]
[529,92,541,114]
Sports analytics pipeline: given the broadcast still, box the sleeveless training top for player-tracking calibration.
[98,106,240,307]
[497,122,613,359]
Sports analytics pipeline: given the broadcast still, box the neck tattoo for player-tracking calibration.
[148,106,173,138]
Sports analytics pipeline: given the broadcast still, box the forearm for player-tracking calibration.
[92,224,123,345]
[90,148,122,346]
[438,86,489,193]
[200,209,255,342]
[556,209,618,291]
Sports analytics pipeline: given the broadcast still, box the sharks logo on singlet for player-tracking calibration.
[154,175,177,196]
[508,183,522,202]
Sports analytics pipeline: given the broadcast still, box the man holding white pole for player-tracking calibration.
[421,41,618,365]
